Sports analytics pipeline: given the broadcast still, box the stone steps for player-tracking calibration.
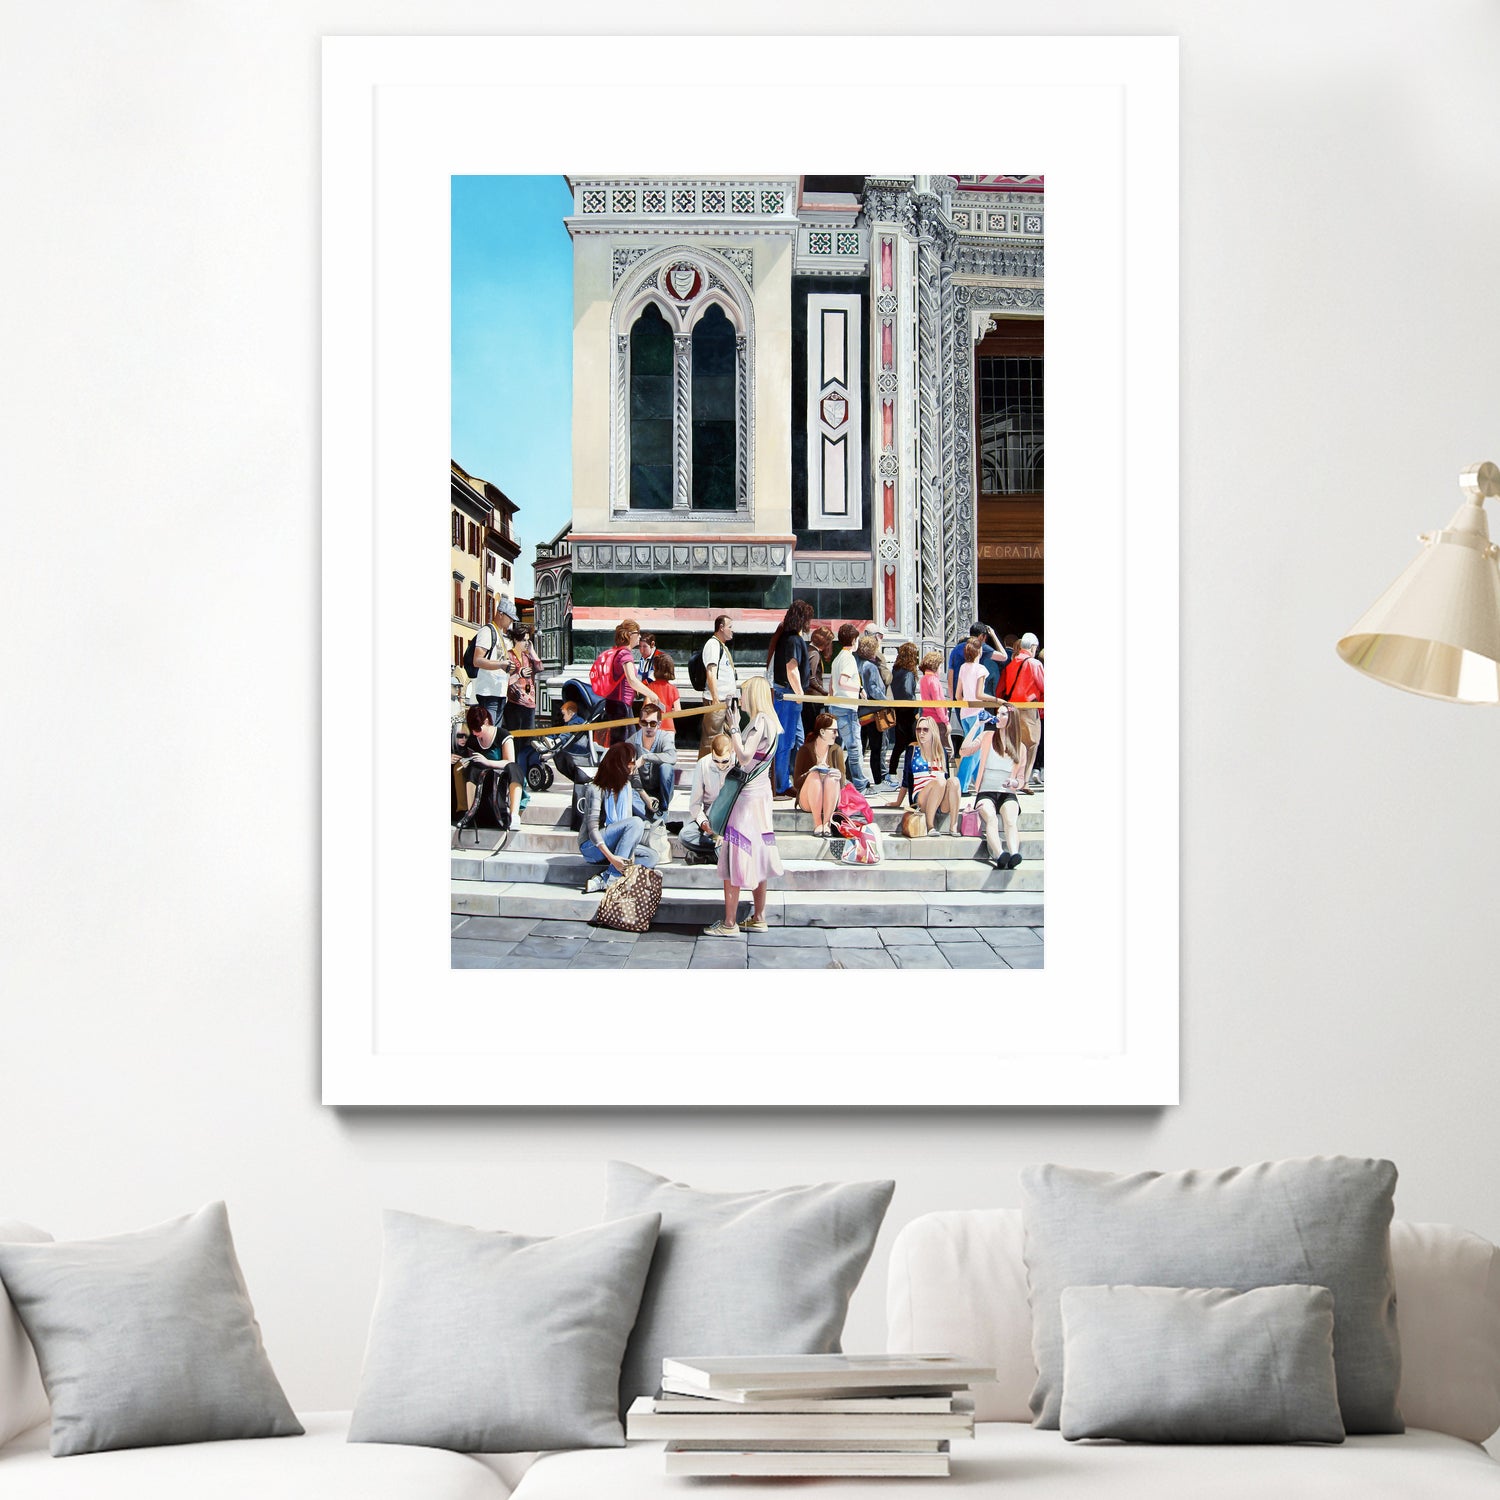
[452,880,1045,929]
[452,850,1045,893]
[495,825,1048,862]
[514,789,1045,834]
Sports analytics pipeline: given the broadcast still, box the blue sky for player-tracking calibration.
[452,176,575,598]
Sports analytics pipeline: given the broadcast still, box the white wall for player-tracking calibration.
[3,1,1499,1414]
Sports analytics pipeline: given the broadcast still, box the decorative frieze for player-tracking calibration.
[794,555,873,588]
[573,540,792,574]
[952,240,1044,281]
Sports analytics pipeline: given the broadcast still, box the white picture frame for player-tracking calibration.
[321,35,1178,1106]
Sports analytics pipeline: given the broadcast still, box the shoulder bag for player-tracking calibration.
[707,733,774,837]
[589,858,663,932]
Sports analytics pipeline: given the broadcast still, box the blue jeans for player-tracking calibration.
[579,816,658,886]
[772,686,805,792]
[635,761,675,819]
[832,707,869,791]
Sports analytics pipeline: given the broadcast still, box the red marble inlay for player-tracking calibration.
[883,565,896,629]
[881,319,892,371]
[882,481,895,533]
[880,237,893,292]
[881,398,893,450]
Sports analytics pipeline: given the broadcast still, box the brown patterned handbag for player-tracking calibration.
[589,858,663,932]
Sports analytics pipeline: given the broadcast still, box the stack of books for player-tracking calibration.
[626,1353,991,1479]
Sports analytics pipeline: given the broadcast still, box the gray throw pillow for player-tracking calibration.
[347,1208,661,1452]
[1059,1285,1346,1444]
[606,1161,895,1409]
[0,1202,303,1457]
[1021,1157,1402,1434]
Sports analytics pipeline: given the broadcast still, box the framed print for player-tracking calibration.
[321,35,1178,1105]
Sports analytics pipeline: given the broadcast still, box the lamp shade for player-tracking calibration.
[1337,464,1500,704]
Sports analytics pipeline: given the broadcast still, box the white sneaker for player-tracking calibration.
[742,914,769,933]
[584,873,609,894]
[703,920,740,937]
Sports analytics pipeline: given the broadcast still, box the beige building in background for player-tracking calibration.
[450,461,520,673]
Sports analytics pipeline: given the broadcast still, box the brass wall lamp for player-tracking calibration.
[1338,462,1500,703]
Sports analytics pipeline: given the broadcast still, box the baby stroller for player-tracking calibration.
[521,678,605,793]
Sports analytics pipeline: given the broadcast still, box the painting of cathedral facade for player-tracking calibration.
[562,174,1043,671]
[452,172,1045,973]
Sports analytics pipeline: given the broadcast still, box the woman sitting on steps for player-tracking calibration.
[891,715,961,836]
[960,705,1028,869]
[578,743,659,894]
[791,712,847,837]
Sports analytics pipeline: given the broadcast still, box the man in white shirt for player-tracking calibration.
[697,614,739,755]
[470,596,516,730]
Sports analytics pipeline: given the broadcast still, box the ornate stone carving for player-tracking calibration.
[862,177,918,235]
[719,247,754,287]
[612,247,652,285]
[951,240,1044,280]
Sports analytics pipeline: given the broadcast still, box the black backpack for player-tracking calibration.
[689,638,724,694]
[462,624,492,680]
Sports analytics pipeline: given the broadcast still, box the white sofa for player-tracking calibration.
[4,1210,1500,1497]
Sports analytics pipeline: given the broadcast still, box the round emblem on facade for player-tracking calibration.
[664,263,701,301]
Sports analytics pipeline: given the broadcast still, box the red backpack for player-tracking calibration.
[589,645,629,699]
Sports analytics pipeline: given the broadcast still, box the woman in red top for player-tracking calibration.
[597,619,661,745]
[651,652,681,731]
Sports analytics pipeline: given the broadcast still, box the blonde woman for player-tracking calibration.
[706,674,783,936]
[892,714,961,835]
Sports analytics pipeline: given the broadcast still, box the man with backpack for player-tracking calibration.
[589,618,660,745]
[464,596,516,732]
[692,614,738,756]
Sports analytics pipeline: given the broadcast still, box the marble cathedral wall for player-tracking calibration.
[563,175,1042,667]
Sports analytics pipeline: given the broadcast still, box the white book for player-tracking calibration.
[661,1353,992,1392]
[627,1395,974,1442]
[651,1391,971,1415]
[667,1438,951,1453]
[664,1444,951,1478]
[660,1376,964,1403]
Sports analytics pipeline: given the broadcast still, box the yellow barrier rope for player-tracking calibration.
[467,690,1044,741]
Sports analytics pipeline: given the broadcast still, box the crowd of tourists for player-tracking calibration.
[451,597,1043,936]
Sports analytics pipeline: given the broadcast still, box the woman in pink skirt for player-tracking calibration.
[705,675,784,936]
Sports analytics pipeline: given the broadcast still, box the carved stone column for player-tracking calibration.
[673,333,692,511]
[735,334,749,513]
[863,178,919,643]
[914,203,947,652]
[612,334,629,515]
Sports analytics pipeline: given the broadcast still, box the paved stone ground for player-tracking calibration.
[451,916,1044,970]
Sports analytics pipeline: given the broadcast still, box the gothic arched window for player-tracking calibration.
[629,302,674,511]
[613,253,754,518]
[691,304,737,511]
